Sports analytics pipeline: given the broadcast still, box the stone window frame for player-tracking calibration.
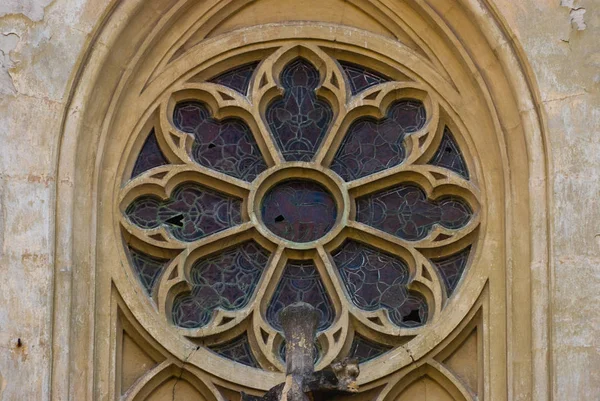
[117,43,481,372]
[52,1,551,400]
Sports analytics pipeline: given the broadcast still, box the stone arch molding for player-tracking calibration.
[52,1,551,400]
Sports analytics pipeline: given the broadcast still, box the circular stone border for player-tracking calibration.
[248,162,350,250]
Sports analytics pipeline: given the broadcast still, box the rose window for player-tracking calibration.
[120,46,480,371]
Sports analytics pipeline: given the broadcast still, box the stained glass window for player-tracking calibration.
[356,185,472,241]
[332,240,427,327]
[348,335,392,363]
[127,247,170,295]
[131,129,169,178]
[428,127,469,179]
[121,52,480,370]
[339,61,390,94]
[266,58,333,161]
[266,260,334,331]
[125,183,242,242]
[330,100,426,181]
[209,334,259,367]
[431,246,471,297]
[209,62,258,95]
[173,101,267,181]
[261,180,337,242]
[172,241,270,328]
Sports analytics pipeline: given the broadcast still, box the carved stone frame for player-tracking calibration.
[51,1,551,400]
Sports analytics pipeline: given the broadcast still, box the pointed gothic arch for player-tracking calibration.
[51,1,551,400]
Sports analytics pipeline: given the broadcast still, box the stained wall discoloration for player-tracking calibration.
[496,0,599,398]
[0,0,107,399]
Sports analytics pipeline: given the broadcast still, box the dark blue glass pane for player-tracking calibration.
[267,260,334,331]
[432,246,471,297]
[266,58,333,161]
[261,180,337,242]
[339,61,390,94]
[125,183,242,242]
[173,101,267,181]
[355,185,471,241]
[332,240,427,327]
[428,127,469,179]
[209,334,260,367]
[209,62,258,95]
[330,100,426,181]
[171,241,270,328]
[131,129,169,178]
[349,334,392,362]
[127,247,170,295]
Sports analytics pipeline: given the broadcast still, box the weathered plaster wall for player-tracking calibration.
[492,0,599,398]
[0,0,597,400]
[0,0,108,399]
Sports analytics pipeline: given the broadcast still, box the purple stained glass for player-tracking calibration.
[261,180,337,243]
[339,61,390,95]
[125,182,242,242]
[330,100,426,181]
[172,241,270,328]
[127,247,170,295]
[432,246,471,297]
[209,62,258,95]
[355,185,471,241]
[209,334,259,367]
[267,260,334,331]
[266,58,333,161]
[349,334,392,363]
[131,129,169,178]
[332,240,427,327]
[172,101,267,181]
[429,127,469,179]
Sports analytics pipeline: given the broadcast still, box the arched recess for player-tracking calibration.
[51,1,551,400]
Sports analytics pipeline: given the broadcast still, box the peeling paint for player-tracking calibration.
[0,0,54,23]
[0,32,19,95]
[561,0,587,31]
[569,8,587,30]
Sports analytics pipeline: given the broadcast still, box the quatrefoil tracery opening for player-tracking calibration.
[120,47,480,370]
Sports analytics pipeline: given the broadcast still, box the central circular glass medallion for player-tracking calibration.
[261,180,337,243]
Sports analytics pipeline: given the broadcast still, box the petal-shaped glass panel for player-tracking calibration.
[355,185,471,241]
[330,100,426,181]
[173,101,267,181]
[266,58,333,161]
[125,183,242,242]
[209,62,258,95]
[209,334,260,367]
[131,129,169,178]
[339,61,390,95]
[266,259,334,331]
[428,127,469,179]
[171,241,270,328]
[332,240,428,327]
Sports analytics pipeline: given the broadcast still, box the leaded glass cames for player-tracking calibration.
[119,46,480,370]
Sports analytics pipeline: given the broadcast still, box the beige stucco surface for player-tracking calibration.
[0,0,597,399]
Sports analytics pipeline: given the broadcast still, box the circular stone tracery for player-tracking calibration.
[120,46,481,374]
[261,180,337,242]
